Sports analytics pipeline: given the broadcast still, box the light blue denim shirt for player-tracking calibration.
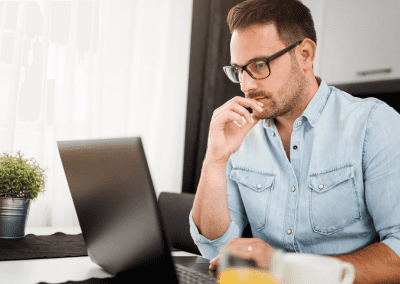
[189,78,400,261]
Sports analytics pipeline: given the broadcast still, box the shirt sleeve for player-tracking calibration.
[363,101,400,257]
[189,157,248,260]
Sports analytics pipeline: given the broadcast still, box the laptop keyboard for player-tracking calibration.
[175,263,216,283]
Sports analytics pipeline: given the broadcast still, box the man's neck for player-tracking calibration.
[274,76,320,132]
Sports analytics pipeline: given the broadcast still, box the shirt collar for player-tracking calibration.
[300,77,331,128]
[263,77,331,130]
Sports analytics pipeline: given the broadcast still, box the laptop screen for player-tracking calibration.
[57,137,178,281]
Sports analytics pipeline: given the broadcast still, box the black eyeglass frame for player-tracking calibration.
[223,40,303,83]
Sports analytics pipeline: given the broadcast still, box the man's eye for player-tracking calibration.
[255,61,266,68]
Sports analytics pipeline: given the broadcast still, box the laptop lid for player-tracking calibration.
[57,137,178,281]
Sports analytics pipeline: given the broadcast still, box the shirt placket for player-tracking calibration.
[270,119,299,251]
[286,118,303,252]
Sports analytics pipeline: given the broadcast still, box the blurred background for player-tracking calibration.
[0,0,193,228]
[0,0,398,229]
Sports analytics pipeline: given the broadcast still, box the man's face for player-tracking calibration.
[230,24,309,120]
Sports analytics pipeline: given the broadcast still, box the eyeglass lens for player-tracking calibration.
[225,60,270,83]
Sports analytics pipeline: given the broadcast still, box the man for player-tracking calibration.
[189,0,400,283]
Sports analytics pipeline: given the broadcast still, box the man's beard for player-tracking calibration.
[250,57,309,120]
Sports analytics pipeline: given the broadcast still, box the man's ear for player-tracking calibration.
[296,38,316,72]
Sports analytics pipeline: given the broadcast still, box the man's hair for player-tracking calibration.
[227,0,317,47]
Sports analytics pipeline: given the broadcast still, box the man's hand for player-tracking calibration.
[209,238,275,271]
[206,97,262,164]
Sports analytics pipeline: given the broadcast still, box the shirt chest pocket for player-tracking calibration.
[309,164,361,235]
[230,168,276,231]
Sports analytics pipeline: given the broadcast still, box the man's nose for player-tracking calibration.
[240,70,258,94]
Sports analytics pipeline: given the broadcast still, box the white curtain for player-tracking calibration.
[0,0,193,228]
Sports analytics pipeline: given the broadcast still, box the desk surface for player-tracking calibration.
[0,227,200,284]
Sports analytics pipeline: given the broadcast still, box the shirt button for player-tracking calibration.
[287,229,292,235]
[257,184,262,189]
[292,187,296,192]
[319,184,324,189]
[298,121,302,125]
[293,145,298,150]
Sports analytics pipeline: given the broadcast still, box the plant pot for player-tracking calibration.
[0,197,31,238]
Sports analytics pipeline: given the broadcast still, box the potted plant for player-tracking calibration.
[0,150,47,238]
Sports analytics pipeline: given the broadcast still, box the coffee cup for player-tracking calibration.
[270,250,355,284]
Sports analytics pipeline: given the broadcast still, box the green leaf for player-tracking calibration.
[0,151,47,200]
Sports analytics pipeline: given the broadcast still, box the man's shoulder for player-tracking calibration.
[327,85,383,106]
[324,84,400,130]
[324,84,392,117]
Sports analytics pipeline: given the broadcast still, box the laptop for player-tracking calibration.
[57,137,217,283]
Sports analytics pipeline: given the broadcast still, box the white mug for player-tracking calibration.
[270,250,355,284]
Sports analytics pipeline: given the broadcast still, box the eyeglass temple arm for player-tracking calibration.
[267,40,302,62]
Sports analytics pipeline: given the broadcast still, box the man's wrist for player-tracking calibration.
[203,153,229,168]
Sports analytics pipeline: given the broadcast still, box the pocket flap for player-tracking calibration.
[230,168,276,192]
[309,164,355,193]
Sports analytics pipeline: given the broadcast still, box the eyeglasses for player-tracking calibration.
[223,40,302,83]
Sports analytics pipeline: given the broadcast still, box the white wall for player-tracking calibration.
[300,0,325,77]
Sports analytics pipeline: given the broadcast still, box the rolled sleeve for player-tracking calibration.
[381,232,400,258]
[363,102,400,258]
[189,209,246,260]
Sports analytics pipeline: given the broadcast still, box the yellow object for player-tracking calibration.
[219,268,281,283]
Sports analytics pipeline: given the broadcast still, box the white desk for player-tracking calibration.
[0,227,198,284]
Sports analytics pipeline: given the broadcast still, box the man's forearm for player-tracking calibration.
[333,242,400,284]
[191,158,231,241]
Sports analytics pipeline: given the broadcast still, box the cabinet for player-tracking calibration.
[319,0,400,85]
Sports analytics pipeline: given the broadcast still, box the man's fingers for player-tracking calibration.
[224,243,254,259]
[220,111,246,127]
[213,102,259,125]
[221,238,274,271]
[214,111,260,131]
[213,110,251,128]
[212,97,263,122]
[209,257,219,270]
[245,113,261,128]
[231,96,264,112]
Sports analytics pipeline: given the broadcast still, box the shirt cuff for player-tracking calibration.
[381,235,400,258]
[189,209,246,260]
